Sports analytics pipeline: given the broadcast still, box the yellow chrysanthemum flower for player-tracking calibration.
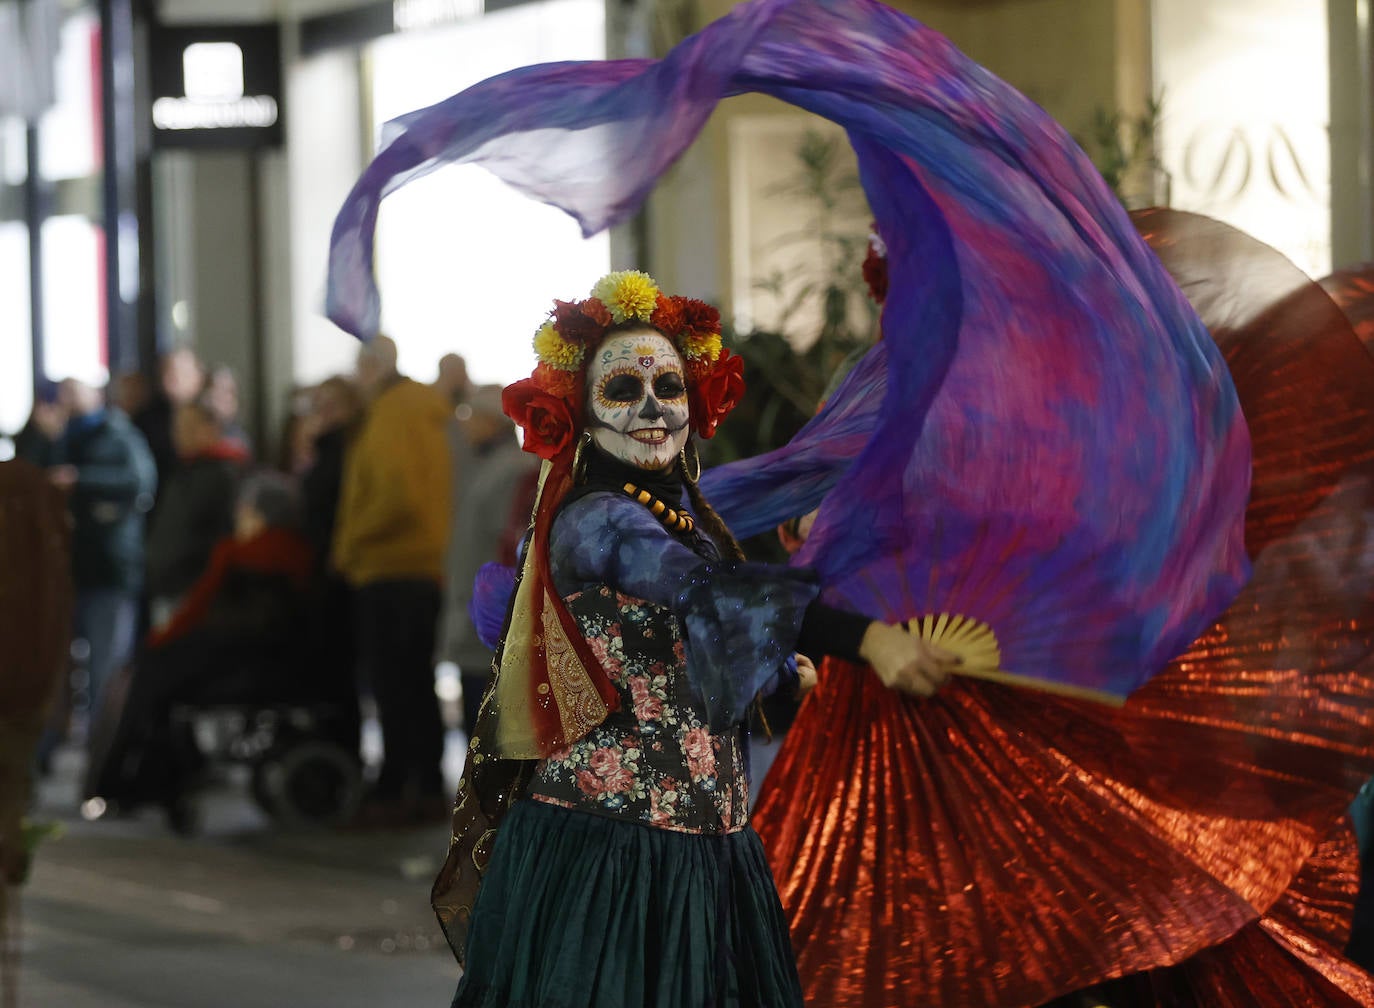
[681,330,723,362]
[592,270,660,323]
[533,320,583,370]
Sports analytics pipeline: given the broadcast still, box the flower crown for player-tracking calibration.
[505,270,745,460]
[530,270,726,396]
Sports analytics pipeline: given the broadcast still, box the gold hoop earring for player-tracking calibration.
[680,439,702,484]
[572,431,593,484]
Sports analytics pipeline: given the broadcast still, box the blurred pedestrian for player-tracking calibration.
[204,363,251,455]
[299,376,366,758]
[436,386,537,734]
[133,345,205,491]
[11,381,64,464]
[300,376,363,566]
[280,385,315,476]
[434,354,471,535]
[433,353,471,410]
[144,400,248,627]
[42,379,156,720]
[110,371,151,419]
[332,335,452,825]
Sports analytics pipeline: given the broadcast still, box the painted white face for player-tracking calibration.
[586,329,691,471]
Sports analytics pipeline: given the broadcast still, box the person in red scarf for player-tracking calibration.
[86,472,314,829]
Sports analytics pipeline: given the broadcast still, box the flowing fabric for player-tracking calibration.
[328,0,1250,702]
[752,210,1374,1007]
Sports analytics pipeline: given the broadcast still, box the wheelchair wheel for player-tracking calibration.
[253,740,362,828]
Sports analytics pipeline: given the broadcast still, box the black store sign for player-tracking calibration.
[149,24,284,149]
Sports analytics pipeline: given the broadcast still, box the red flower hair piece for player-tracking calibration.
[688,348,745,439]
[503,378,579,461]
[552,297,612,344]
[679,298,721,341]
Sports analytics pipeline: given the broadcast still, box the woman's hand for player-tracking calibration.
[858,622,959,698]
[794,653,818,699]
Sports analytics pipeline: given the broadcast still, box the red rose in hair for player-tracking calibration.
[650,294,685,336]
[679,298,721,340]
[552,299,610,344]
[689,349,745,439]
[503,378,579,460]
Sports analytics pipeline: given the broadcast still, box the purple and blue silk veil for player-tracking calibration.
[328,0,1251,700]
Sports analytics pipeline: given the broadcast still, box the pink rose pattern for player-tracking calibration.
[527,589,750,835]
[585,629,626,676]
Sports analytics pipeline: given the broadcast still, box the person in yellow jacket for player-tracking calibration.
[332,335,453,825]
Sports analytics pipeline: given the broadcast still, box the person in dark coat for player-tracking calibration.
[132,346,205,495]
[297,377,365,762]
[40,379,157,719]
[299,376,363,567]
[11,382,64,464]
[144,400,249,626]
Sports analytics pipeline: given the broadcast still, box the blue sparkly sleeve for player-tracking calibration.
[551,492,819,730]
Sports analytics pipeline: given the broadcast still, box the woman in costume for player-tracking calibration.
[325,2,1304,1005]
[434,269,956,1008]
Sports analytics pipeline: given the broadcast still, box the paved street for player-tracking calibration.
[11,747,461,1008]
[9,722,786,1008]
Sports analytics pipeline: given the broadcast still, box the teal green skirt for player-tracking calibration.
[451,799,803,1008]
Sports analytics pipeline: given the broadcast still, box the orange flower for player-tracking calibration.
[532,362,580,399]
[650,294,685,337]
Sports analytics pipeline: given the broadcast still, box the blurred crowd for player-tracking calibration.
[8,339,538,831]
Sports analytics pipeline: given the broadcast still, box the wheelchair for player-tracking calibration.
[86,570,367,835]
[171,697,362,831]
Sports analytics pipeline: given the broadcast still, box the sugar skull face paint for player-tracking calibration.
[585,328,691,471]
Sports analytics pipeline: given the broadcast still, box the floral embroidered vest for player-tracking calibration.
[526,584,749,835]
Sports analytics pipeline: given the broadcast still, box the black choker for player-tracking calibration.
[621,482,695,534]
